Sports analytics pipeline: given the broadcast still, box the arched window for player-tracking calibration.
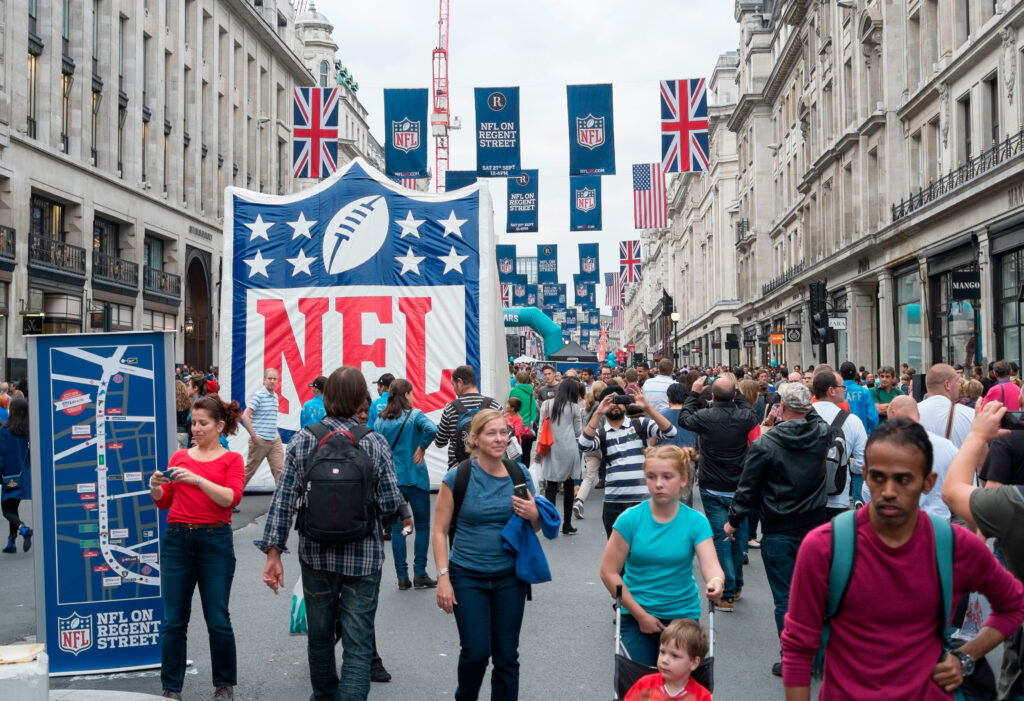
[319,61,329,88]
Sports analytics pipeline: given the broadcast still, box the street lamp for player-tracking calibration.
[670,311,680,367]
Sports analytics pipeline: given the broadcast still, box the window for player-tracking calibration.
[27,54,38,138]
[92,0,99,76]
[91,91,101,165]
[143,235,164,271]
[30,196,65,239]
[92,217,119,255]
[117,101,126,175]
[959,92,973,162]
[319,60,329,88]
[62,0,71,57]
[956,0,971,47]
[985,74,1000,146]
[142,35,150,107]
[998,250,1024,368]
[895,271,923,370]
[28,0,37,35]
[61,74,73,153]
[142,310,176,331]
[910,130,923,191]
[118,15,125,93]
[844,60,854,125]
[142,121,149,181]
[907,9,921,89]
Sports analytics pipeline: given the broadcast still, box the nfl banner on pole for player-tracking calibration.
[556,283,568,309]
[587,309,601,327]
[445,170,478,191]
[221,158,505,489]
[475,87,521,177]
[537,244,558,284]
[578,242,600,284]
[383,88,429,178]
[506,169,538,233]
[567,84,616,175]
[496,244,517,282]
[565,308,578,326]
[573,275,596,308]
[541,283,559,309]
[512,275,528,306]
[29,331,175,674]
[570,176,602,231]
[526,284,538,307]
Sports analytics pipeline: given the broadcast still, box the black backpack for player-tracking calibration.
[450,396,493,465]
[448,457,526,547]
[822,411,851,497]
[294,422,376,545]
[597,418,649,469]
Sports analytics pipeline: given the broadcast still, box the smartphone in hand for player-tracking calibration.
[513,484,529,500]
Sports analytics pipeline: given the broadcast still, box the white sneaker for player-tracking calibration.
[573,500,584,520]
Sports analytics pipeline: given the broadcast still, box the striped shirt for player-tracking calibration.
[578,417,677,503]
[254,416,403,576]
[247,386,279,440]
[434,392,502,467]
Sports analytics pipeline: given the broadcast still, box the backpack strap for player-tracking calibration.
[502,457,527,488]
[928,513,955,645]
[830,410,850,430]
[448,458,474,547]
[631,418,649,444]
[813,509,857,679]
[945,402,956,440]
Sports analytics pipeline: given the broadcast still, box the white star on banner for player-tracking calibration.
[396,211,425,239]
[438,246,469,275]
[245,214,273,241]
[288,212,316,240]
[395,247,426,275]
[287,249,316,276]
[244,249,273,278]
[439,210,468,238]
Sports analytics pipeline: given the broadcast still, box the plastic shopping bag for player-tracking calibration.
[289,576,307,635]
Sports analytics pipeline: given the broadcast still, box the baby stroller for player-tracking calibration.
[613,585,715,700]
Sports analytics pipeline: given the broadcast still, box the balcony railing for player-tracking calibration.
[762,260,806,296]
[892,127,1024,222]
[735,218,751,245]
[143,266,181,298]
[0,226,15,261]
[29,234,86,276]
[93,251,139,289]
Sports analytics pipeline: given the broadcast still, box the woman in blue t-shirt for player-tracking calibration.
[600,445,725,666]
[433,409,539,701]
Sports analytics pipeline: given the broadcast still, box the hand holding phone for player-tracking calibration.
[513,483,529,500]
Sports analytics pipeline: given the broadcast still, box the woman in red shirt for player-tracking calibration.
[150,395,244,701]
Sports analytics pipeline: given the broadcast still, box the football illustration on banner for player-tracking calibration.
[321,195,391,274]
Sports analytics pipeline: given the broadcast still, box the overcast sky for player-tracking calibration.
[316,0,739,305]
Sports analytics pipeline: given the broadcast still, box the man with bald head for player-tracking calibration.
[680,373,758,610]
[859,395,953,519]
[918,363,976,447]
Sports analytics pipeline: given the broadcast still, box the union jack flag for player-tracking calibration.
[501,283,513,308]
[293,87,339,178]
[660,79,709,173]
[604,272,624,310]
[619,240,642,283]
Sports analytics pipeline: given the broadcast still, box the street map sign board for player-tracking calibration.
[29,331,174,675]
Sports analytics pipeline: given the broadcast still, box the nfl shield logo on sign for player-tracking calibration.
[582,256,596,273]
[391,117,420,153]
[499,259,513,274]
[58,612,94,656]
[515,284,526,296]
[575,188,597,213]
[576,114,605,150]
[576,284,587,296]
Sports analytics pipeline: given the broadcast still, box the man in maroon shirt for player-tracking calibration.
[781,418,1024,700]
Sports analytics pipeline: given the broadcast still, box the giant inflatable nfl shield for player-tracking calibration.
[220,158,506,489]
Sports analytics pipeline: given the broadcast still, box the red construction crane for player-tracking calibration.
[431,0,450,191]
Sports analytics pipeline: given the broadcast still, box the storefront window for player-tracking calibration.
[930,269,981,370]
[998,250,1024,367]
[832,294,848,365]
[895,271,923,370]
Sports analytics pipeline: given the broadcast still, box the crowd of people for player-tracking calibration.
[147,354,1024,701]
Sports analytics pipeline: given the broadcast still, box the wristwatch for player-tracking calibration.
[951,649,975,676]
[438,567,449,577]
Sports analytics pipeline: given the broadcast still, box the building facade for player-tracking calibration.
[0,0,379,382]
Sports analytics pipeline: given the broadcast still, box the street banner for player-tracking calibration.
[565,308,578,326]
[501,284,513,308]
[506,169,539,233]
[475,87,521,177]
[512,275,529,306]
[578,242,600,284]
[620,239,642,283]
[496,244,517,282]
[537,244,558,284]
[567,84,616,175]
[445,170,479,191]
[581,328,592,347]
[573,275,596,308]
[383,88,429,178]
[562,329,573,343]
[660,78,709,173]
[221,158,505,490]
[587,309,601,327]
[293,87,340,179]
[29,331,174,675]
[570,176,602,231]
[541,283,560,309]
[556,283,568,309]
[526,284,538,307]
[633,163,667,229]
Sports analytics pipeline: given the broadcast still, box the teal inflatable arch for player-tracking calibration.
[503,307,563,358]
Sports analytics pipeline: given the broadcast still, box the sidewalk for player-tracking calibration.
[50,692,164,700]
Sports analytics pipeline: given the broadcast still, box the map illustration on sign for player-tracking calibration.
[50,343,162,605]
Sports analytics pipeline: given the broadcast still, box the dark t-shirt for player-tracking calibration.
[970,486,1024,581]
[979,431,1024,485]
[536,384,558,403]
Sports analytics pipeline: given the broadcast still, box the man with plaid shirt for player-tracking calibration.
[257,366,407,701]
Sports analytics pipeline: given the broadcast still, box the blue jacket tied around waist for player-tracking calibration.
[501,494,561,584]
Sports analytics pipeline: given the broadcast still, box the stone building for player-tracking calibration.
[0,0,380,381]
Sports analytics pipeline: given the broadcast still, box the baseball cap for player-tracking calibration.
[778,382,812,413]
[308,376,327,391]
[376,373,395,387]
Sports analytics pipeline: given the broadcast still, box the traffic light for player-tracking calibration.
[808,281,830,345]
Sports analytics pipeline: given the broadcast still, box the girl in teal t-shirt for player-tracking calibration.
[600,445,725,666]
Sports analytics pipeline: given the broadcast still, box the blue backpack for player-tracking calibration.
[814,510,964,701]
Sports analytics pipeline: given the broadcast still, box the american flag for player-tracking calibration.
[619,240,642,283]
[293,87,339,178]
[633,163,667,229]
[291,0,311,16]
[389,175,420,190]
[610,308,624,332]
[661,79,709,173]
[604,272,624,309]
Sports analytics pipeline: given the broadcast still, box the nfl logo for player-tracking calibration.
[528,293,537,304]
[515,284,526,296]
[499,259,513,274]
[576,285,587,296]
[582,256,596,273]
[576,114,605,150]
[58,612,94,656]
[575,188,597,213]
[391,117,420,153]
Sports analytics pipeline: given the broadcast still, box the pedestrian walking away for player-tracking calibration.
[532,378,583,534]
[0,397,32,554]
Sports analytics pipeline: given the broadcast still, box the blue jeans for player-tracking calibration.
[700,489,746,598]
[391,485,430,578]
[620,613,681,667]
[850,473,864,504]
[450,564,527,701]
[160,524,237,692]
[301,562,381,701]
[761,532,803,638]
